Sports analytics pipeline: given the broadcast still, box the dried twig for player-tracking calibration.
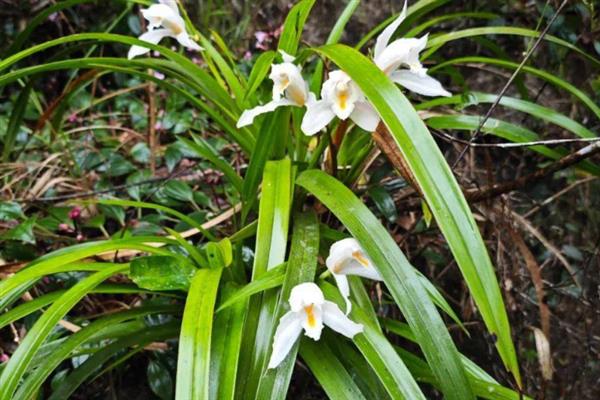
[433,130,600,148]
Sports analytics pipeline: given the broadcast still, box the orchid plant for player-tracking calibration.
[2,0,566,399]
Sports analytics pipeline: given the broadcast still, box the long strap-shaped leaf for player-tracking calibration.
[0,264,127,400]
[300,338,368,400]
[320,281,426,400]
[255,211,320,400]
[176,267,223,400]
[237,158,293,399]
[16,305,180,399]
[432,56,600,120]
[315,43,521,386]
[209,283,248,400]
[298,169,473,400]
[418,92,596,140]
[49,322,180,400]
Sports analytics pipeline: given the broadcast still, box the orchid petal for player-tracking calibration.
[289,282,325,312]
[128,29,171,59]
[279,50,296,63]
[340,259,383,281]
[159,0,180,14]
[301,100,336,136]
[373,0,407,61]
[322,301,364,338]
[269,62,308,104]
[142,4,173,28]
[175,32,202,51]
[390,70,452,97]
[350,101,380,132]
[332,273,352,314]
[267,311,303,369]
[236,99,295,128]
[375,37,426,75]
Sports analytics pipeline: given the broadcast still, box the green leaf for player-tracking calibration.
[419,92,596,140]
[423,114,600,175]
[50,322,179,400]
[176,267,222,400]
[90,199,215,240]
[320,282,426,399]
[209,283,248,400]
[148,360,174,400]
[421,200,433,227]
[164,180,195,202]
[0,201,24,220]
[217,263,286,313]
[298,169,473,400]
[433,56,600,120]
[424,27,600,68]
[15,304,180,400]
[255,211,320,399]
[277,0,316,55]
[131,142,151,164]
[2,217,36,244]
[2,82,31,162]
[244,51,276,102]
[316,43,520,386]
[130,255,196,291]
[241,109,290,220]
[237,158,293,399]
[0,264,127,400]
[300,338,367,400]
[368,186,398,223]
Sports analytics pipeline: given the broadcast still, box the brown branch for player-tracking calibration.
[395,141,600,209]
[465,141,600,203]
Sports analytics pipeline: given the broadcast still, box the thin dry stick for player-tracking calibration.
[510,209,581,288]
[452,0,570,168]
[524,177,597,218]
[433,130,600,148]
[466,141,600,203]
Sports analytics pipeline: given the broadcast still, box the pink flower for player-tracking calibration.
[69,206,82,220]
[254,31,270,50]
[58,223,72,232]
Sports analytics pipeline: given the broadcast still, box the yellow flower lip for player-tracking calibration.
[304,304,316,327]
[338,92,348,110]
[352,251,370,267]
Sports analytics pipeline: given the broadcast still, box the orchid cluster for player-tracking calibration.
[124,0,451,372]
[237,1,450,136]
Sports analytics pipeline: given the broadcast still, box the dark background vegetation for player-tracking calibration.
[1,0,599,398]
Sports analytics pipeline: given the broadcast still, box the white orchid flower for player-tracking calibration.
[373,1,451,97]
[301,70,380,135]
[326,238,383,314]
[267,282,363,369]
[128,0,202,60]
[237,52,315,128]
